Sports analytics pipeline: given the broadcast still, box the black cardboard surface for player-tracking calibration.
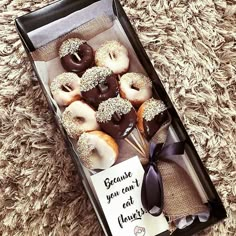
[15,0,227,235]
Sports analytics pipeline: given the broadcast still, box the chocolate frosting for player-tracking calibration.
[61,43,94,76]
[99,108,137,139]
[81,74,119,107]
[143,110,169,140]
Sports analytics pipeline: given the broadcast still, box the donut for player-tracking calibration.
[95,40,129,74]
[137,98,169,140]
[96,97,137,139]
[80,67,119,107]
[77,131,118,170]
[50,72,81,106]
[120,73,152,107]
[62,100,99,139]
[59,38,94,76]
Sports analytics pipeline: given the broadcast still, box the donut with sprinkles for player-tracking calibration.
[77,131,118,170]
[50,72,81,106]
[59,38,94,76]
[96,97,137,139]
[62,100,100,139]
[119,72,152,107]
[80,67,119,107]
[137,98,169,140]
[95,40,129,74]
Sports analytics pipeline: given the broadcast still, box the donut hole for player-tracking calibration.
[61,84,73,92]
[90,148,104,165]
[111,112,123,124]
[91,148,100,157]
[71,53,82,62]
[74,116,85,124]
[109,52,116,60]
[97,81,109,93]
[131,84,140,91]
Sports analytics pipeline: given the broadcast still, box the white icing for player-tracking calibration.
[95,41,129,74]
[120,73,152,104]
[86,133,117,169]
[50,73,81,106]
[53,88,80,106]
[62,101,99,138]
[77,132,117,170]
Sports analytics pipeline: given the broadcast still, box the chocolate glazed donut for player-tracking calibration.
[82,74,119,107]
[144,110,169,140]
[96,97,137,139]
[137,98,169,140]
[59,38,94,76]
[100,108,137,139]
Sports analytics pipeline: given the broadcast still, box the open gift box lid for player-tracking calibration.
[15,0,227,235]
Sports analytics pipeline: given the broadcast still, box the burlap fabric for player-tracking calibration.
[158,160,208,231]
[151,110,207,232]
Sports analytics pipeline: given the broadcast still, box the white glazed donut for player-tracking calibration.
[120,73,152,107]
[95,40,129,74]
[50,72,81,106]
[77,131,119,170]
[62,101,99,138]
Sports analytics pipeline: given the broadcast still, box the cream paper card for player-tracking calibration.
[91,156,169,236]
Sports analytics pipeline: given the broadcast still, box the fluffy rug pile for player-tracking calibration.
[0,0,235,235]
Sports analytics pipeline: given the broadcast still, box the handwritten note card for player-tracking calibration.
[91,156,169,236]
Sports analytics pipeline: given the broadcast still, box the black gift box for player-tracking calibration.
[15,0,226,235]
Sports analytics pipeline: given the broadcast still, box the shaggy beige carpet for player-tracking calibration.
[0,0,235,235]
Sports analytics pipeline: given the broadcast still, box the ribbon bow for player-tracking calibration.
[141,138,185,217]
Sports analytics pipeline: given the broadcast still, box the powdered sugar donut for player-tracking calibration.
[95,40,129,74]
[120,73,152,107]
[77,131,118,170]
[137,98,168,140]
[62,101,99,138]
[50,72,81,106]
[59,38,94,76]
